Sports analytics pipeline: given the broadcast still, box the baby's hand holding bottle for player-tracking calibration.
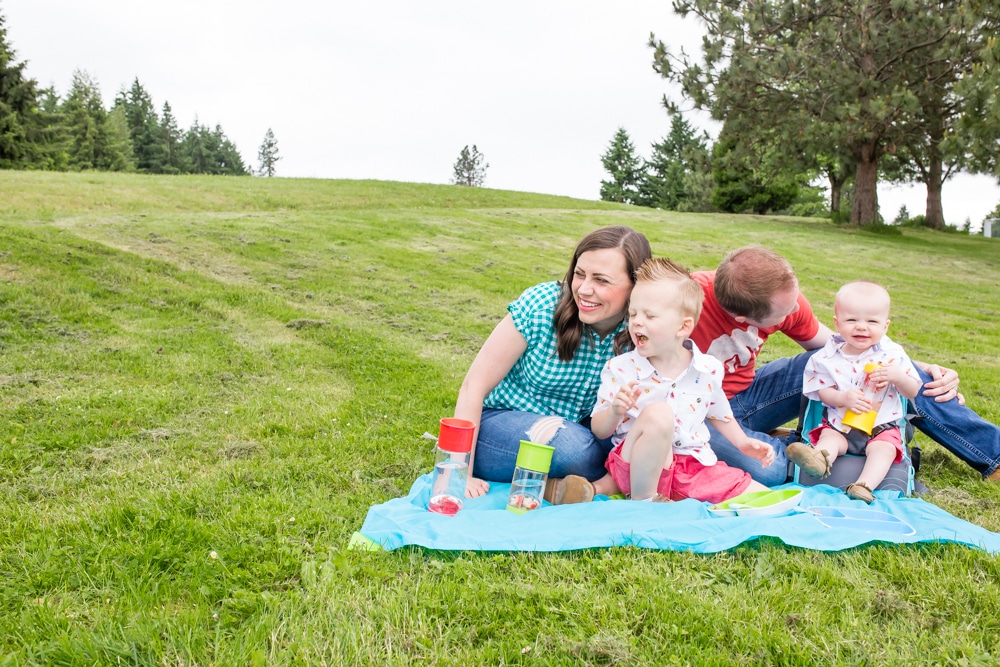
[843,388,871,414]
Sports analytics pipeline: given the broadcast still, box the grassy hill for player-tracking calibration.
[2,171,999,665]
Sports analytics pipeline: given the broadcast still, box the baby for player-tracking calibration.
[788,280,921,503]
[590,257,774,503]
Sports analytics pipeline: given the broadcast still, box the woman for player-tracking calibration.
[454,225,652,500]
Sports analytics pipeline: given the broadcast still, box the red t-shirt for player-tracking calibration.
[689,271,820,398]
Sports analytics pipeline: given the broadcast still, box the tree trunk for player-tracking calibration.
[924,118,945,230]
[925,169,945,230]
[851,141,880,226]
[830,180,842,214]
[827,169,847,214]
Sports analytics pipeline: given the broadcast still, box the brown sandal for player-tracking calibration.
[543,475,595,505]
[785,442,831,479]
[846,482,874,504]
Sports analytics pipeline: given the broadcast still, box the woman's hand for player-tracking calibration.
[465,476,490,498]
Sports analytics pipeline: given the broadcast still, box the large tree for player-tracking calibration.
[0,10,41,168]
[953,3,1000,179]
[651,0,994,226]
[878,0,1000,228]
[599,127,642,205]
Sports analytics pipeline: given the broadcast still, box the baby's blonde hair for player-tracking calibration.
[835,280,891,317]
[634,257,704,322]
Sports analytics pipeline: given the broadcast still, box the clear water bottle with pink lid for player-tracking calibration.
[427,418,475,515]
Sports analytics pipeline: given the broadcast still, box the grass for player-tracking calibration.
[2,171,999,665]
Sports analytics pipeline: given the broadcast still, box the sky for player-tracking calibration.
[4,0,999,228]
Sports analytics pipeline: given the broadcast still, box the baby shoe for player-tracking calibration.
[846,482,874,504]
[543,475,595,505]
[786,441,831,479]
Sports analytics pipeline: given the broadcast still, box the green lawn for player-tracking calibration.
[2,171,999,665]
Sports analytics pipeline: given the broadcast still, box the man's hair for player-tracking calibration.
[635,257,704,323]
[714,246,797,322]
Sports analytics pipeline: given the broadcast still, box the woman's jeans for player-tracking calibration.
[472,409,614,483]
[709,350,1000,486]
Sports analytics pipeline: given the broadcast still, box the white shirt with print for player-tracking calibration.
[803,334,918,432]
[593,339,732,466]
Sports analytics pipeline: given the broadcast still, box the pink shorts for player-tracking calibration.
[605,444,754,504]
[808,422,904,464]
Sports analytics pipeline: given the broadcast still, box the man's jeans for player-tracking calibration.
[709,352,813,486]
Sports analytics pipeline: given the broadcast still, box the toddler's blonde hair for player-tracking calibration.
[634,257,704,322]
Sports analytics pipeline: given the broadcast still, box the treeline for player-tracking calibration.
[599,117,826,219]
[1,13,246,175]
[645,0,1000,229]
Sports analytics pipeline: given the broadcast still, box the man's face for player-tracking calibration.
[743,286,800,329]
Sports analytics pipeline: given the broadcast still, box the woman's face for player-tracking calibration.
[571,248,633,336]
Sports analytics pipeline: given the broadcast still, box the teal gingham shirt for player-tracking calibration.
[484,281,626,422]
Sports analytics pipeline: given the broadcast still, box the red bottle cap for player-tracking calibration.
[437,417,475,453]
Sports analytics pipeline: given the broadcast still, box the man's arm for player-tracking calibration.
[797,322,833,351]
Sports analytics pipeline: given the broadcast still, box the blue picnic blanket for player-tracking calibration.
[354,473,1000,554]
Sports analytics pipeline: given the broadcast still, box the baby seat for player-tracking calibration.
[790,397,921,495]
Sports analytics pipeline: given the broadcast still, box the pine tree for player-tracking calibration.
[61,70,132,171]
[35,86,70,170]
[451,145,488,186]
[599,127,642,204]
[256,128,280,177]
[181,118,210,174]
[210,124,246,175]
[103,105,134,171]
[709,130,799,215]
[114,78,165,172]
[0,10,41,168]
[158,102,188,174]
[181,120,247,175]
[637,115,709,210]
[892,205,911,225]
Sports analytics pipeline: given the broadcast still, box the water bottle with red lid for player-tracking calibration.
[427,418,475,515]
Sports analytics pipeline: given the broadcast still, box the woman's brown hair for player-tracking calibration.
[553,226,652,361]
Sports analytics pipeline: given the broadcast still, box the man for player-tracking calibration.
[688,245,1000,486]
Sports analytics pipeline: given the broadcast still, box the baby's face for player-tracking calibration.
[627,279,690,357]
[833,294,890,355]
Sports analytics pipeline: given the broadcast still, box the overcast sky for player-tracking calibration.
[5,0,999,228]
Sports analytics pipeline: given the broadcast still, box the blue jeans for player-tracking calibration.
[472,409,614,483]
[908,366,1000,479]
[710,350,1000,486]
[708,352,814,486]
